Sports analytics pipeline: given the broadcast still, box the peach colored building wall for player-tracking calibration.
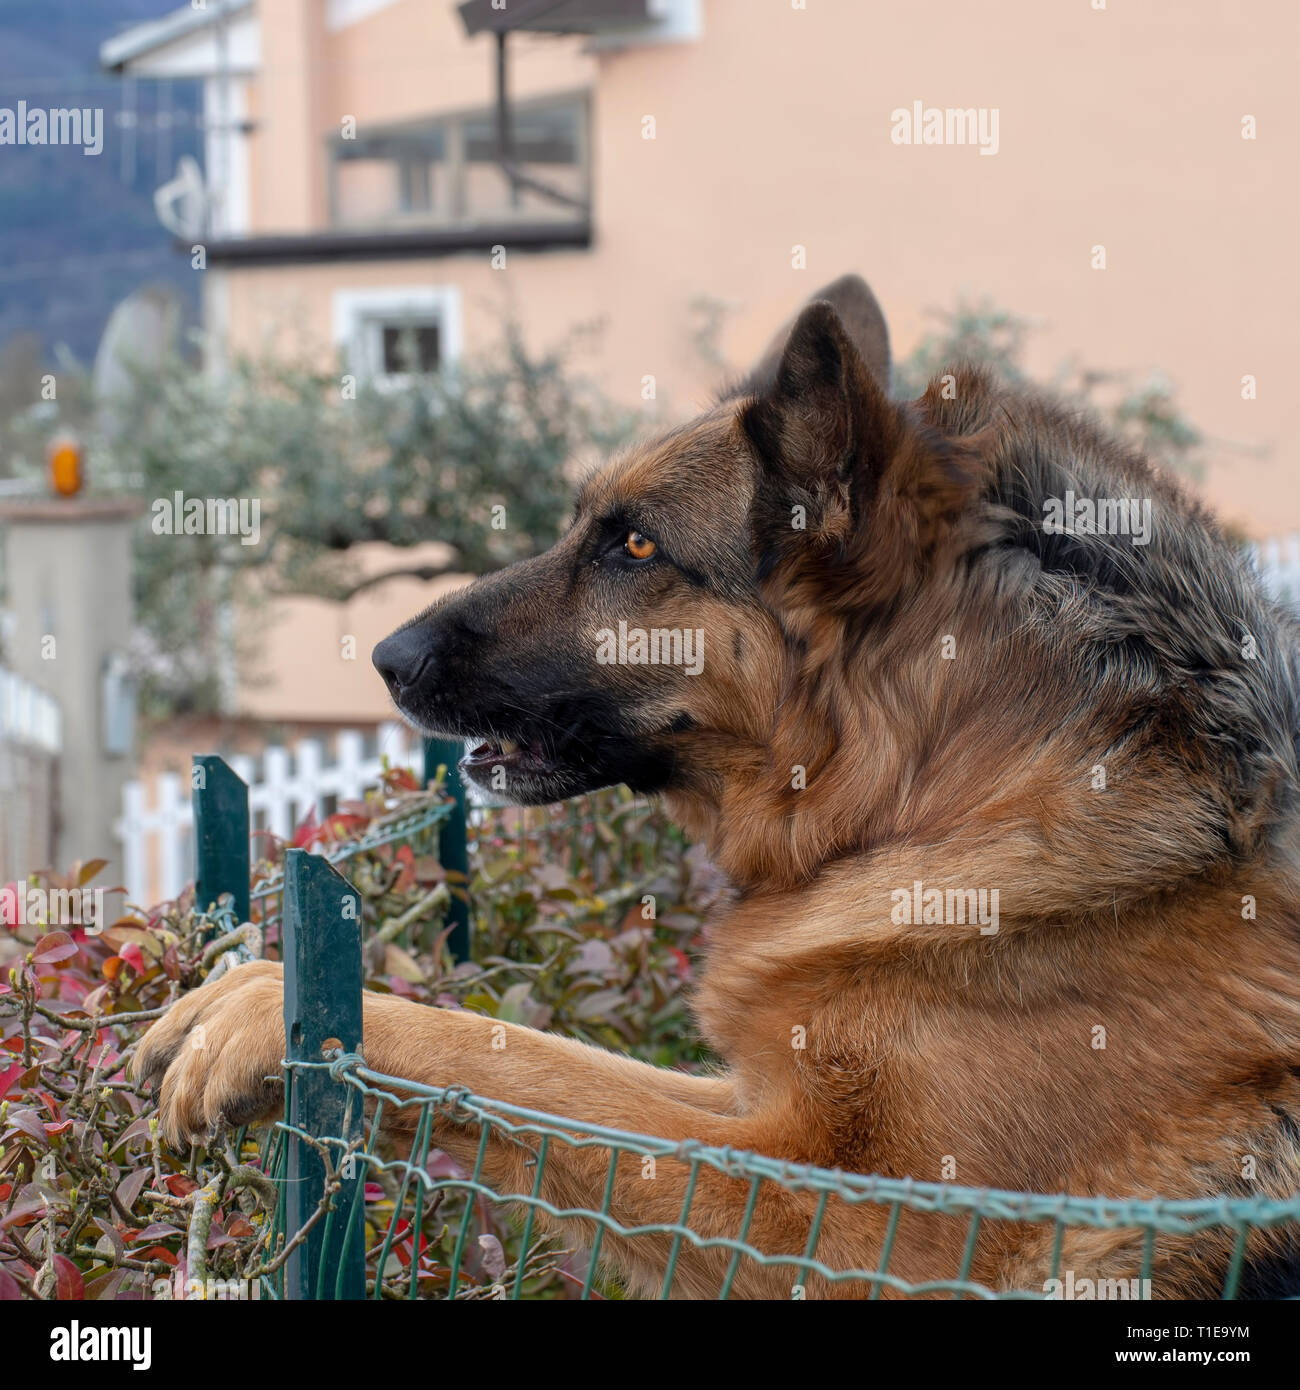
[324,1,593,129]
[201,0,1297,720]
[235,542,469,723]
[253,0,330,232]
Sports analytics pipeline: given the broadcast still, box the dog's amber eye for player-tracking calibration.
[625,530,657,560]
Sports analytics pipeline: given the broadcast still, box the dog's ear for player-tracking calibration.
[741,274,891,396]
[741,297,987,603]
[740,298,901,510]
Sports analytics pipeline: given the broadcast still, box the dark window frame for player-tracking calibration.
[327,89,591,230]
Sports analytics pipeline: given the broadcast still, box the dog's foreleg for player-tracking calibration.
[138,968,870,1298]
[366,1004,869,1298]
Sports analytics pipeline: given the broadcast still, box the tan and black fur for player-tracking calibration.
[137,275,1300,1298]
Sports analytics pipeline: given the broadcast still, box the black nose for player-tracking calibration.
[372,626,431,696]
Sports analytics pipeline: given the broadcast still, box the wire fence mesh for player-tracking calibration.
[256,1058,1300,1301]
[250,799,452,951]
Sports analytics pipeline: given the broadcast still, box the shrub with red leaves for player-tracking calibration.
[0,774,712,1300]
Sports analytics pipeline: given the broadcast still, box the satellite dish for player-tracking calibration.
[153,155,208,241]
[92,286,184,439]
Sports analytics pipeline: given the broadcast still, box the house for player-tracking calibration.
[100,0,1296,734]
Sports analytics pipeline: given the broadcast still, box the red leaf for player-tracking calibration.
[128,1223,181,1242]
[291,811,321,849]
[119,943,147,976]
[43,1119,75,1137]
[85,1268,129,1301]
[390,1217,428,1267]
[4,1108,48,1143]
[90,1217,128,1263]
[163,1174,198,1197]
[113,1116,154,1149]
[0,1269,23,1300]
[1,1199,48,1230]
[52,1255,84,1300]
[81,983,108,1013]
[116,1167,149,1214]
[392,844,416,891]
[325,814,367,839]
[33,932,79,966]
[425,1151,460,1179]
[58,974,90,1003]
[139,1245,177,1266]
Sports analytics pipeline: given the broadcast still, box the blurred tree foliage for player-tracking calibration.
[893,299,1206,481]
[2,326,639,716]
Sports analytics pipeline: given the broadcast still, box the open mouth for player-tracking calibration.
[443,716,672,805]
[460,735,558,777]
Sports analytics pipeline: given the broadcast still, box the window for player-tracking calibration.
[380,322,440,375]
[330,94,588,229]
[332,287,462,386]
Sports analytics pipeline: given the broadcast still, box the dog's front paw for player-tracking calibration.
[134,960,287,1146]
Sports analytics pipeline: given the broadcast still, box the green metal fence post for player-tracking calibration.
[192,755,250,929]
[283,848,365,1300]
[425,737,471,962]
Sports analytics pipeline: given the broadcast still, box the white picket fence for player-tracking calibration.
[116,722,428,906]
[0,666,62,881]
[0,666,62,754]
[1251,533,1300,610]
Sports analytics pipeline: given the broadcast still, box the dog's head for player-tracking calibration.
[372,276,905,805]
[375,275,1298,895]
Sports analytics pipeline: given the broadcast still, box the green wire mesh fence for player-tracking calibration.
[260,1054,1300,1301]
[190,746,1300,1301]
[249,798,453,945]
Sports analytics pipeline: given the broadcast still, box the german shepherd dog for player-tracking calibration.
[138,275,1300,1298]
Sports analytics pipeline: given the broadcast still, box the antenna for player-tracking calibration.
[153,155,208,240]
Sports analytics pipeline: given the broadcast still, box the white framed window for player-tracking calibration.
[331,286,463,387]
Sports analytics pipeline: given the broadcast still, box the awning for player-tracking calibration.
[457,0,653,37]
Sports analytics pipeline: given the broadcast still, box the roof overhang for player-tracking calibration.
[100,0,257,77]
[202,220,592,267]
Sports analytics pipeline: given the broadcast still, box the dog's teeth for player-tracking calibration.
[499,739,520,755]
